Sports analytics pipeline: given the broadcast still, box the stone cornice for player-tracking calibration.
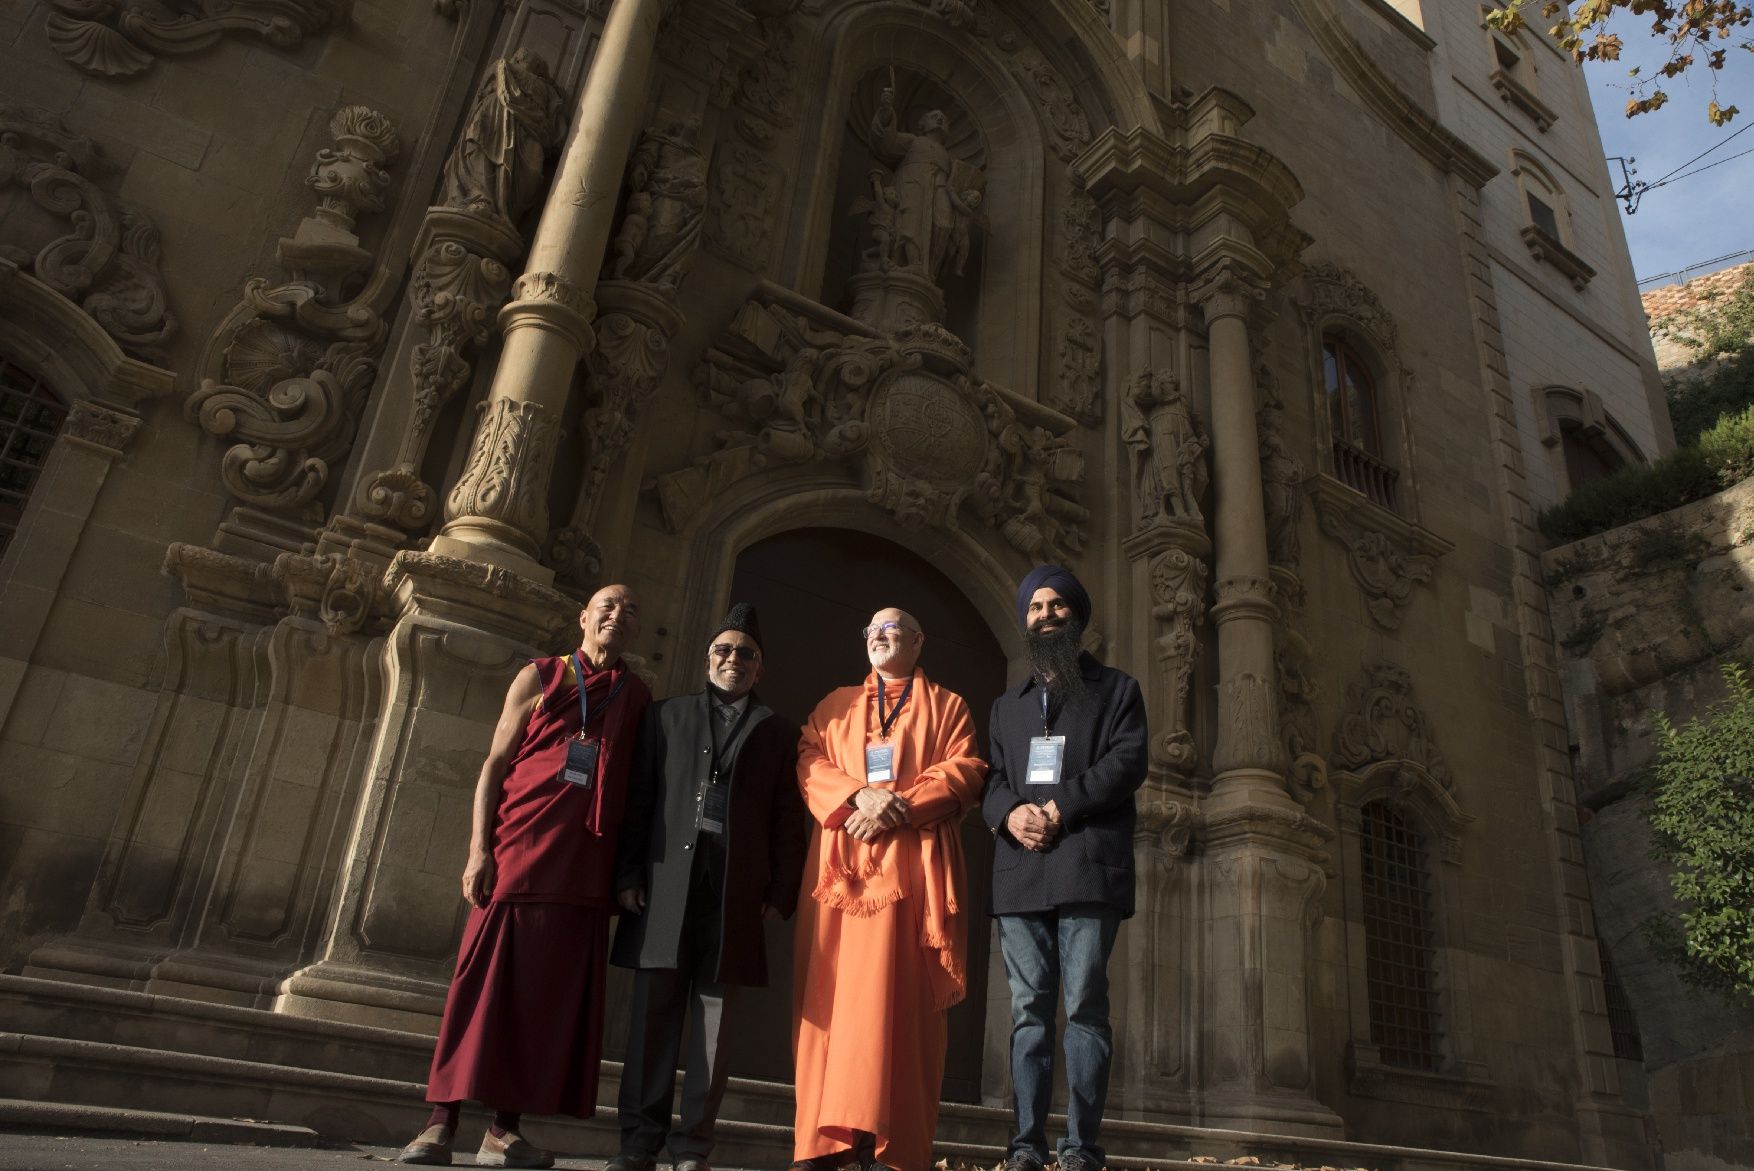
[1287,0,1499,188]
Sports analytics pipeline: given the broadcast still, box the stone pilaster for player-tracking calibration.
[273,551,577,1029]
[430,0,668,581]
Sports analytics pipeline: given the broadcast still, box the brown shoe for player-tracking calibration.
[477,1128,555,1169]
[396,1124,453,1165]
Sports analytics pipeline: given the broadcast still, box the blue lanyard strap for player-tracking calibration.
[575,653,627,733]
[875,672,914,740]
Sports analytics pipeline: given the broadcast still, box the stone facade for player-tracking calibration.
[0,0,1678,1166]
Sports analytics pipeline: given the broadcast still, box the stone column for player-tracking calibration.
[1197,263,1289,811]
[1192,260,1342,1136]
[429,0,667,581]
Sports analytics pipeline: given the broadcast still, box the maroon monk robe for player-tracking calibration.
[427,653,651,1117]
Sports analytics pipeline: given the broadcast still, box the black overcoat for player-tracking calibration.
[610,690,806,986]
[980,653,1149,918]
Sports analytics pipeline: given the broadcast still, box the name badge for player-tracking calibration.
[560,738,599,789]
[700,784,729,836]
[865,743,894,784]
[1026,736,1065,786]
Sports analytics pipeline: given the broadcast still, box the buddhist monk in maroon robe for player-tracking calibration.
[790,607,986,1171]
[398,584,651,1170]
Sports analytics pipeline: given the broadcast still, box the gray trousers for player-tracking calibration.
[618,857,738,1163]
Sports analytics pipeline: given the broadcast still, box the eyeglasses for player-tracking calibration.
[710,643,759,662]
[861,621,918,640]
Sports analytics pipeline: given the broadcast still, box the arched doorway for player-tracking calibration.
[726,526,1008,1104]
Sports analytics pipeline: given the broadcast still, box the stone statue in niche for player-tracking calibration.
[440,49,565,227]
[866,85,986,285]
[1120,370,1208,529]
[608,116,707,293]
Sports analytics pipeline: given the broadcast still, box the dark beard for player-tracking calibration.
[1025,617,1088,711]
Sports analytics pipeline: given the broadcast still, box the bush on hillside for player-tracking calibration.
[1664,266,1754,445]
[1643,663,1754,1001]
[1538,403,1754,544]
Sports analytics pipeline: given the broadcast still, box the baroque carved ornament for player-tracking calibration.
[1332,662,1452,790]
[45,0,347,77]
[1309,475,1451,630]
[357,52,566,535]
[188,106,401,514]
[651,295,1087,562]
[0,105,176,363]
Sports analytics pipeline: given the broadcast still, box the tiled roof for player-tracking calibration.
[1642,259,1754,324]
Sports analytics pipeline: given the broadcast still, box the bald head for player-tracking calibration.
[579,583,640,666]
[864,606,924,680]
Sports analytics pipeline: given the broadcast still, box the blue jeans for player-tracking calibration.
[996,907,1122,1165]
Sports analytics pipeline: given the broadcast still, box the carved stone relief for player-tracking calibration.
[444,397,562,540]
[1146,540,1209,776]
[356,54,566,536]
[440,50,568,232]
[188,107,400,516]
[650,295,1086,561]
[1333,662,1453,792]
[707,13,799,268]
[1310,475,1451,630]
[1052,314,1101,425]
[1120,370,1208,530]
[45,0,347,77]
[1301,260,1399,354]
[608,116,707,293]
[0,105,176,362]
[63,399,143,452]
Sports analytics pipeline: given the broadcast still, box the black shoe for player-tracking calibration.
[787,1158,848,1171]
[1004,1152,1047,1171]
[609,1156,656,1171]
[674,1159,712,1171]
[1057,1149,1102,1171]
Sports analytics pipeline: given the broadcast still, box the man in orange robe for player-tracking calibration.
[790,607,987,1171]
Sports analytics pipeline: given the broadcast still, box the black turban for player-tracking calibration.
[1015,565,1090,631]
[712,601,763,652]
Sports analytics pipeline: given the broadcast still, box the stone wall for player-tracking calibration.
[1546,474,1754,1171]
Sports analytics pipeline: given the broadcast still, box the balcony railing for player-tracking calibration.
[1333,440,1399,511]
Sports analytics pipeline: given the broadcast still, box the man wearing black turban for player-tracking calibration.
[981,566,1148,1171]
[608,604,808,1171]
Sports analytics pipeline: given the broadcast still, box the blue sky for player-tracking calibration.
[1583,21,1754,286]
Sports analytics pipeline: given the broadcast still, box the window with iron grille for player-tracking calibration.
[1360,800,1443,1070]
[1322,334,1399,510]
[1598,939,1644,1063]
[0,356,68,563]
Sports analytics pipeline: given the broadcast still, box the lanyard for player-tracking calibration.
[1040,683,1051,735]
[574,653,627,734]
[875,672,914,740]
[708,696,754,782]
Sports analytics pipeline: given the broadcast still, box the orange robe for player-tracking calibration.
[792,670,986,1171]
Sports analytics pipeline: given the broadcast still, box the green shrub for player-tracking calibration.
[1667,347,1754,446]
[1538,403,1754,544]
[1697,400,1754,488]
[1642,663,1754,1000]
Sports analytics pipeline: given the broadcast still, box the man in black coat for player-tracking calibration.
[981,565,1148,1171]
[610,603,807,1171]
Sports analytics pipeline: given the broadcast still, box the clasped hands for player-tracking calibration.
[843,786,910,843]
[1006,800,1062,852]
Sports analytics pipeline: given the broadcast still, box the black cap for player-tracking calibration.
[712,602,763,653]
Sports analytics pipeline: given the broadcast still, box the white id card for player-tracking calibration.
[865,743,895,783]
[1026,736,1065,786]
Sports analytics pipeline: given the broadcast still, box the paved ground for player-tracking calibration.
[0,1132,621,1171]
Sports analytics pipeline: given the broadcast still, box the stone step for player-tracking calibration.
[0,976,1624,1171]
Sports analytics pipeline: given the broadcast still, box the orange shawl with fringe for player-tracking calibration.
[797,669,985,1009]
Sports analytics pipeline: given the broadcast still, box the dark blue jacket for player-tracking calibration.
[980,653,1148,917]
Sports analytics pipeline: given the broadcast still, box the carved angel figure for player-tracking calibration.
[867,87,985,284]
[441,49,565,227]
[1120,370,1208,528]
[609,116,708,292]
[850,169,908,270]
